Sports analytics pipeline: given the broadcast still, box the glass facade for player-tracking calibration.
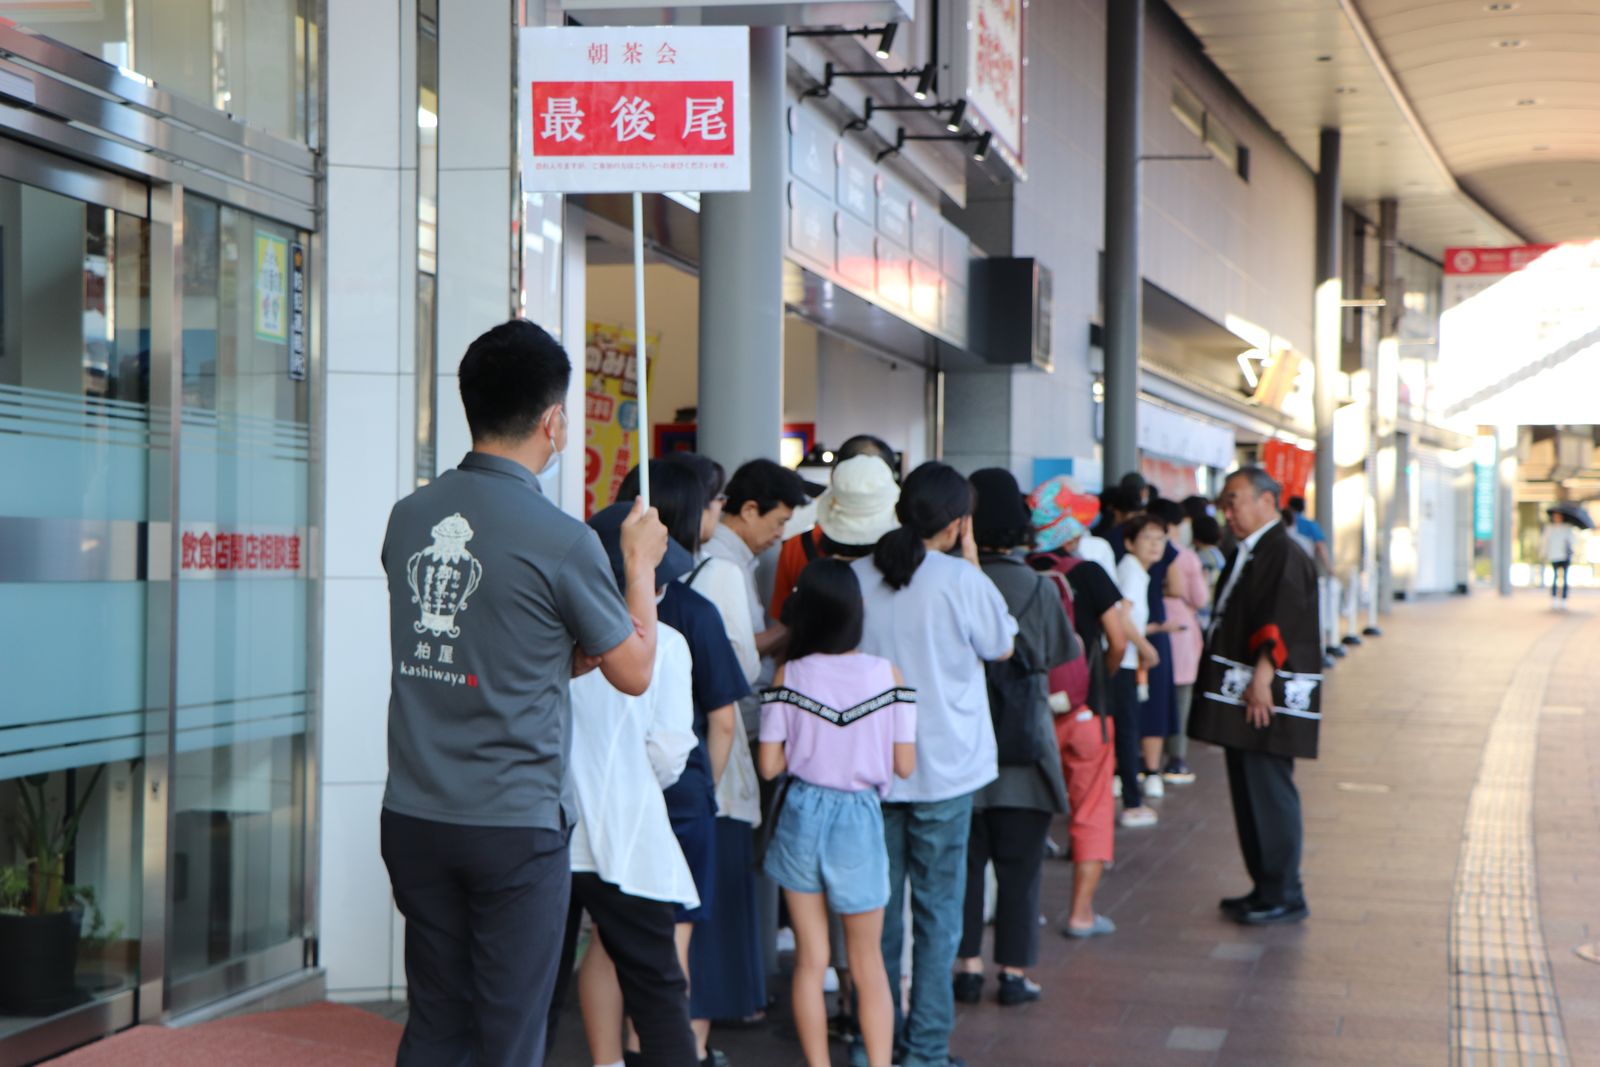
[0,92,314,1064]
[0,176,150,1042]
[7,0,317,143]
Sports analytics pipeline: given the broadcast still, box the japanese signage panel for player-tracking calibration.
[911,200,941,268]
[288,242,307,381]
[965,0,1025,164]
[520,27,749,193]
[876,238,910,310]
[837,223,876,292]
[876,173,912,247]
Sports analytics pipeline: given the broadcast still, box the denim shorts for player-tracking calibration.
[763,778,889,915]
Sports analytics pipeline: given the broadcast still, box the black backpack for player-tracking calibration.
[984,579,1052,766]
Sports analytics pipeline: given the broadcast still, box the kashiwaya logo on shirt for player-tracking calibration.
[403,513,482,688]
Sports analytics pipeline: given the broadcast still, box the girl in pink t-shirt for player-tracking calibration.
[758,559,915,1067]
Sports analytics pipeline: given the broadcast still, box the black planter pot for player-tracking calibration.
[0,910,83,1016]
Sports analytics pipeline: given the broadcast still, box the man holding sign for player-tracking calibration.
[380,320,667,1066]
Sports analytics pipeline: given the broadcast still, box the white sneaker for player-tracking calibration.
[1113,776,1122,799]
[1120,807,1159,829]
[776,927,796,953]
[1142,772,1165,799]
[823,966,840,993]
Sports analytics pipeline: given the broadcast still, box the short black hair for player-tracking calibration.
[724,458,809,516]
[1288,496,1308,513]
[664,451,726,504]
[970,467,1034,551]
[781,558,864,661]
[1181,495,1212,524]
[1104,486,1141,517]
[1122,513,1168,546]
[1148,498,1185,527]
[1192,514,1221,546]
[458,320,570,443]
[616,461,706,554]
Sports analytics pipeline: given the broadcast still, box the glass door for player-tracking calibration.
[0,173,150,1044]
[166,194,312,1009]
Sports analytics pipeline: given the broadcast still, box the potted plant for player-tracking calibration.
[0,766,105,1016]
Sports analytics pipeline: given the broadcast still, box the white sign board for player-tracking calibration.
[965,0,1024,164]
[519,26,750,193]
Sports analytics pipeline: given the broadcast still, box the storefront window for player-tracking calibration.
[0,176,149,1040]
[10,0,315,144]
[169,195,310,992]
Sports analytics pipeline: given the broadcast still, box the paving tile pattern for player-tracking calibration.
[1449,617,1581,1065]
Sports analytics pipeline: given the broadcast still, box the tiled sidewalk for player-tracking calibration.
[50,592,1600,1066]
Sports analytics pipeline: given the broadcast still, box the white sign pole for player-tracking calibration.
[633,190,650,505]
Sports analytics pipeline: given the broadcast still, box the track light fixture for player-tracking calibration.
[787,23,900,61]
[877,126,993,163]
[803,61,938,101]
[847,96,970,135]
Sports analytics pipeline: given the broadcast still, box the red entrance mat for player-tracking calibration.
[48,1002,401,1065]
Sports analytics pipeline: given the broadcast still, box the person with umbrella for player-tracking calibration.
[1542,505,1590,610]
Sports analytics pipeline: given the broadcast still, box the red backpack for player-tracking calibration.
[1028,552,1092,712]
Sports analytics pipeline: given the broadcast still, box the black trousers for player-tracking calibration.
[1224,748,1304,906]
[1552,561,1571,598]
[1111,669,1144,807]
[380,809,570,1067]
[958,808,1053,968]
[546,872,698,1067]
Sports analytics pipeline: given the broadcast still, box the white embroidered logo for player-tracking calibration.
[407,513,484,639]
[1284,677,1318,712]
[1220,665,1253,701]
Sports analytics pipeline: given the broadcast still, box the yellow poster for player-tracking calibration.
[584,321,657,517]
[254,232,289,343]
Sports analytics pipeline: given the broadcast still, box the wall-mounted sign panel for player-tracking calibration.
[788,181,835,270]
[877,238,911,310]
[912,200,941,268]
[836,219,877,292]
[964,0,1025,165]
[788,105,836,196]
[876,173,913,247]
[837,144,876,225]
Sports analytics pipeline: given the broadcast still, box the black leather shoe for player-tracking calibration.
[952,972,984,1004]
[1219,892,1261,916]
[997,973,1042,1006]
[1233,900,1309,925]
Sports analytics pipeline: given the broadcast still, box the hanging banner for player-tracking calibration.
[964,0,1025,164]
[1262,439,1314,503]
[584,321,658,516]
[519,26,750,194]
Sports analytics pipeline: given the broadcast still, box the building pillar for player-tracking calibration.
[697,26,785,469]
[1101,0,1143,488]
[1312,129,1341,549]
[1374,197,1400,610]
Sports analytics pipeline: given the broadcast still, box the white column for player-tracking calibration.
[434,0,516,475]
[320,0,417,1000]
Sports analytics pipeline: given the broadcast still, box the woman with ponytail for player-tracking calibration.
[852,462,1017,1067]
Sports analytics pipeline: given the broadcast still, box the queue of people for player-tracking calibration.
[379,320,1321,1067]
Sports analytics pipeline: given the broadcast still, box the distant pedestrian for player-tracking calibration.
[955,470,1077,1007]
[1112,516,1167,829]
[854,462,1016,1067]
[759,559,916,1067]
[1543,510,1578,610]
[380,320,667,1067]
[1190,467,1322,926]
[1287,496,1332,574]
[1191,515,1226,630]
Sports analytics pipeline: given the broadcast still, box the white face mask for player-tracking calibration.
[540,406,569,476]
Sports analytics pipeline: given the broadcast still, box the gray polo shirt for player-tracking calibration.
[381,452,634,830]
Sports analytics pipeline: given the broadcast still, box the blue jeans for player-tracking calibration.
[879,793,975,1067]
